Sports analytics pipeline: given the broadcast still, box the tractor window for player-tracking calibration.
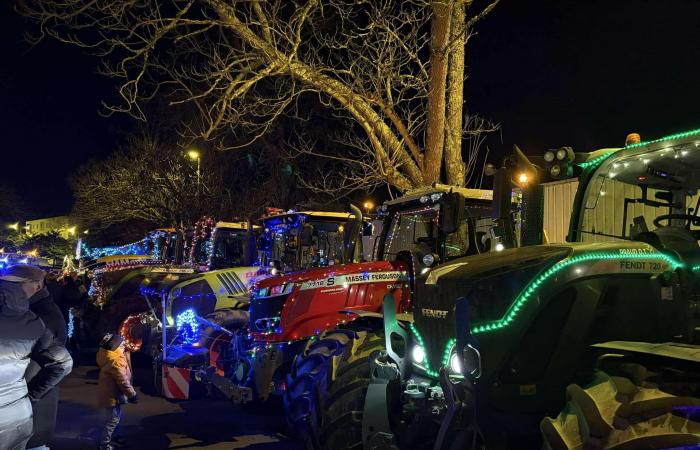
[444,221,469,258]
[579,147,700,244]
[300,221,345,268]
[263,218,345,272]
[382,206,439,260]
[581,175,675,242]
[210,229,246,269]
[381,205,496,261]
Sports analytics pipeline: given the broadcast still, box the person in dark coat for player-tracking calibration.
[18,266,69,450]
[0,266,73,450]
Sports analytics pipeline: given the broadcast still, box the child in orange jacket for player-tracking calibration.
[96,333,138,450]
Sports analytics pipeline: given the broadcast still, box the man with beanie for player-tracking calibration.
[0,265,73,450]
[97,333,138,450]
[8,265,69,450]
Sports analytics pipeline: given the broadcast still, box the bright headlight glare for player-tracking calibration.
[422,254,435,266]
[449,352,462,374]
[412,345,425,364]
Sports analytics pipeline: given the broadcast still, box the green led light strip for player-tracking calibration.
[409,251,683,377]
[624,127,700,150]
[577,152,615,170]
[577,127,700,171]
[692,265,700,272]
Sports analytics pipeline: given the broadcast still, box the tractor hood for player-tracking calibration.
[412,241,682,378]
[165,266,261,324]
[250,260,409,341]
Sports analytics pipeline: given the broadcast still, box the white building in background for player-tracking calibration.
[25,216,76,239]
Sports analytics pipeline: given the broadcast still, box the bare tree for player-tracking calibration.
[71,131,203,228]
[71,127,301,230]
[20,0,499,194]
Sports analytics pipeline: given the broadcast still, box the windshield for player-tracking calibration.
[580,173,700,242]
[378,204,494,262]
[262,216,346,272]
[156,233,179,262]
[209,229,248,269]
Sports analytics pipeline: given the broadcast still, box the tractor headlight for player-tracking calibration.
[544,150,555,163]
[412,345,426,364]
[449,351,462,374]
[550,165,561,178]
[422,254,436,267]
[556,148,568,161]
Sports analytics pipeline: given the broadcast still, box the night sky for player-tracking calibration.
[1,0,699,217]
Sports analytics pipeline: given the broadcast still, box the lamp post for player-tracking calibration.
[187,150,201,195]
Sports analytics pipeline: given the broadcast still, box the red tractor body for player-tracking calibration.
[249,260,410,342]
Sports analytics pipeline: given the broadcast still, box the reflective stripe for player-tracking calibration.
[162,366,190,399]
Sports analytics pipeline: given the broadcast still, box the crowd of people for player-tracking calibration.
[0,265,138,450]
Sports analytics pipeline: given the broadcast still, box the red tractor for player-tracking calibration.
[163,208,368,397]
[168,187,508,415]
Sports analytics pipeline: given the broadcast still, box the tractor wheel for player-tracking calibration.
[541,367,700,450]
[284,328,385,450]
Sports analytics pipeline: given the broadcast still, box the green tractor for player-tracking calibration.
[288,128,700,449]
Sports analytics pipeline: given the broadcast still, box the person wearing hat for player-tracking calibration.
[5,265,70,450]
[96,333,138,450]
[0,265,73,450]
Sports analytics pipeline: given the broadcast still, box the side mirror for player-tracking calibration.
[462,344,482,379]
[300,224,314,246]
[439,192,464,234]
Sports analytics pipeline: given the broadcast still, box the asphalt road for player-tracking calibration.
[52,355,304,450]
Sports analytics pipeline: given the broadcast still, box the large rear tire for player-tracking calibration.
[541,367,700,450]
[284,328,385,449]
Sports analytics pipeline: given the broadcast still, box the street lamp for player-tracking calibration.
[363,201,374,215]
[187,149,201,194]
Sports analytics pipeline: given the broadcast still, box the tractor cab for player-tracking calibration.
[258,210,364,273]
[189,220,258,270]
[573,135,700,264]
[375,185,514,275]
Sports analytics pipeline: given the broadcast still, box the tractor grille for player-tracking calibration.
[413,280,454,371]
[249,294,288,332]
[216,271,248,295]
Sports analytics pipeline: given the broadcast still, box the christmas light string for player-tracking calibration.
[80,231,166,260]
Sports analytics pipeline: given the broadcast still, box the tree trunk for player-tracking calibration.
[423,1,453,185]
[445,2,466,186]
[212,0,423,190]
